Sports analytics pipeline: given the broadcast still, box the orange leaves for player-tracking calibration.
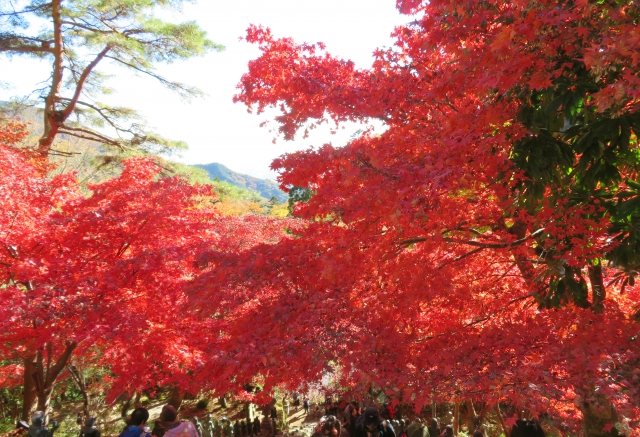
[491,26,515,53]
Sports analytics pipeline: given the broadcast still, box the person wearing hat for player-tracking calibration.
[161,405,199,437]
[354,407,395,437]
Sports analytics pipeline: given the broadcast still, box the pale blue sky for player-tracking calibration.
[0,0,408,179]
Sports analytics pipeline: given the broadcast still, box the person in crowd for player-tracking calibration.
[509,420,545,437]
[152,418,166,437]
[80,416,100,437]
[343,403,354,429]
[252,417,261,436]
[303,399,310,415]
[354,407,395,437]
[241,421,248,437]
[119,408,151,437]
[312,416,341,437]
[406,418,429,437]
[427,419,439,437]
[161,405,199,437]
[440,425,453,437]
[349,402,360,437]
[29,412,59,437]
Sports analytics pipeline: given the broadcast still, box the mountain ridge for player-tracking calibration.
[195,162,287,203]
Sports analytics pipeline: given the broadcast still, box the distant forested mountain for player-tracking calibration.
[196,162,287,203]
[1,101,289,214]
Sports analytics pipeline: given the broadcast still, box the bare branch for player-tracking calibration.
[105,55,202,98]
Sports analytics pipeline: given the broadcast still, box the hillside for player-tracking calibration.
[195,162,288,203]
[1,102,289,216]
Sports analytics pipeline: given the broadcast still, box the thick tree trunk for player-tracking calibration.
[121,393,134,419]
[167,387,184,410]
[38,0,64,153]
[32,342,77,422]
[21,355,37,421]
[465,399,477,433]
[581,394,621,437]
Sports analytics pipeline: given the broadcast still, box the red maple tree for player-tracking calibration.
[201,0,640,434]
[0,128,297,419]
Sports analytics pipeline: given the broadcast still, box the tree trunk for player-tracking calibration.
[38,0,64,153]
[32,342,77,422]
[167,387,184,410]
[465,400,477,433]
[121,393,134,419]
[581,394,621,437]
[495,405,509,437]
[21,355,37,421]
[588,262,606,314]
[453,402,460,436]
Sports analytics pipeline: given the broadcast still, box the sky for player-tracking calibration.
[0,0,409,179]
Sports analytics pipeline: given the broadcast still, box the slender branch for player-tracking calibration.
[58,98,127,132]
[105,55,173,85]
[414,292,537,343]
[58,126,121,147]
[0,3,52,16]
[437,247,485,269]
[398,228,545,249]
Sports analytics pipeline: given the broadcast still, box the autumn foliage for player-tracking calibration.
[0,123,297,415]
[226,0,640,433]
[3,0,640,435]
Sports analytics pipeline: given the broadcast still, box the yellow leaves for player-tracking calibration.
[215,200,265,216]
[268,203,289,217]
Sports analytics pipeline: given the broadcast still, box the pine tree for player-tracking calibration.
[0,0,222,154]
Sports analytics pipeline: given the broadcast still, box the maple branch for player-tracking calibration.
[495,404,510,437]
[398,228,545,249]
[414,292,537,343]
[437,247,485,269]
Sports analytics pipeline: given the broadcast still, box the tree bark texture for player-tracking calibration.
[21,355,37,421]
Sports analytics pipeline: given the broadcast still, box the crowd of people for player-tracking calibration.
[312,401,546,437]
[10,395,546,437]
[116,406,271,437]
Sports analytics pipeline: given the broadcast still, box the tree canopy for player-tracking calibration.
[222,0,640,433]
